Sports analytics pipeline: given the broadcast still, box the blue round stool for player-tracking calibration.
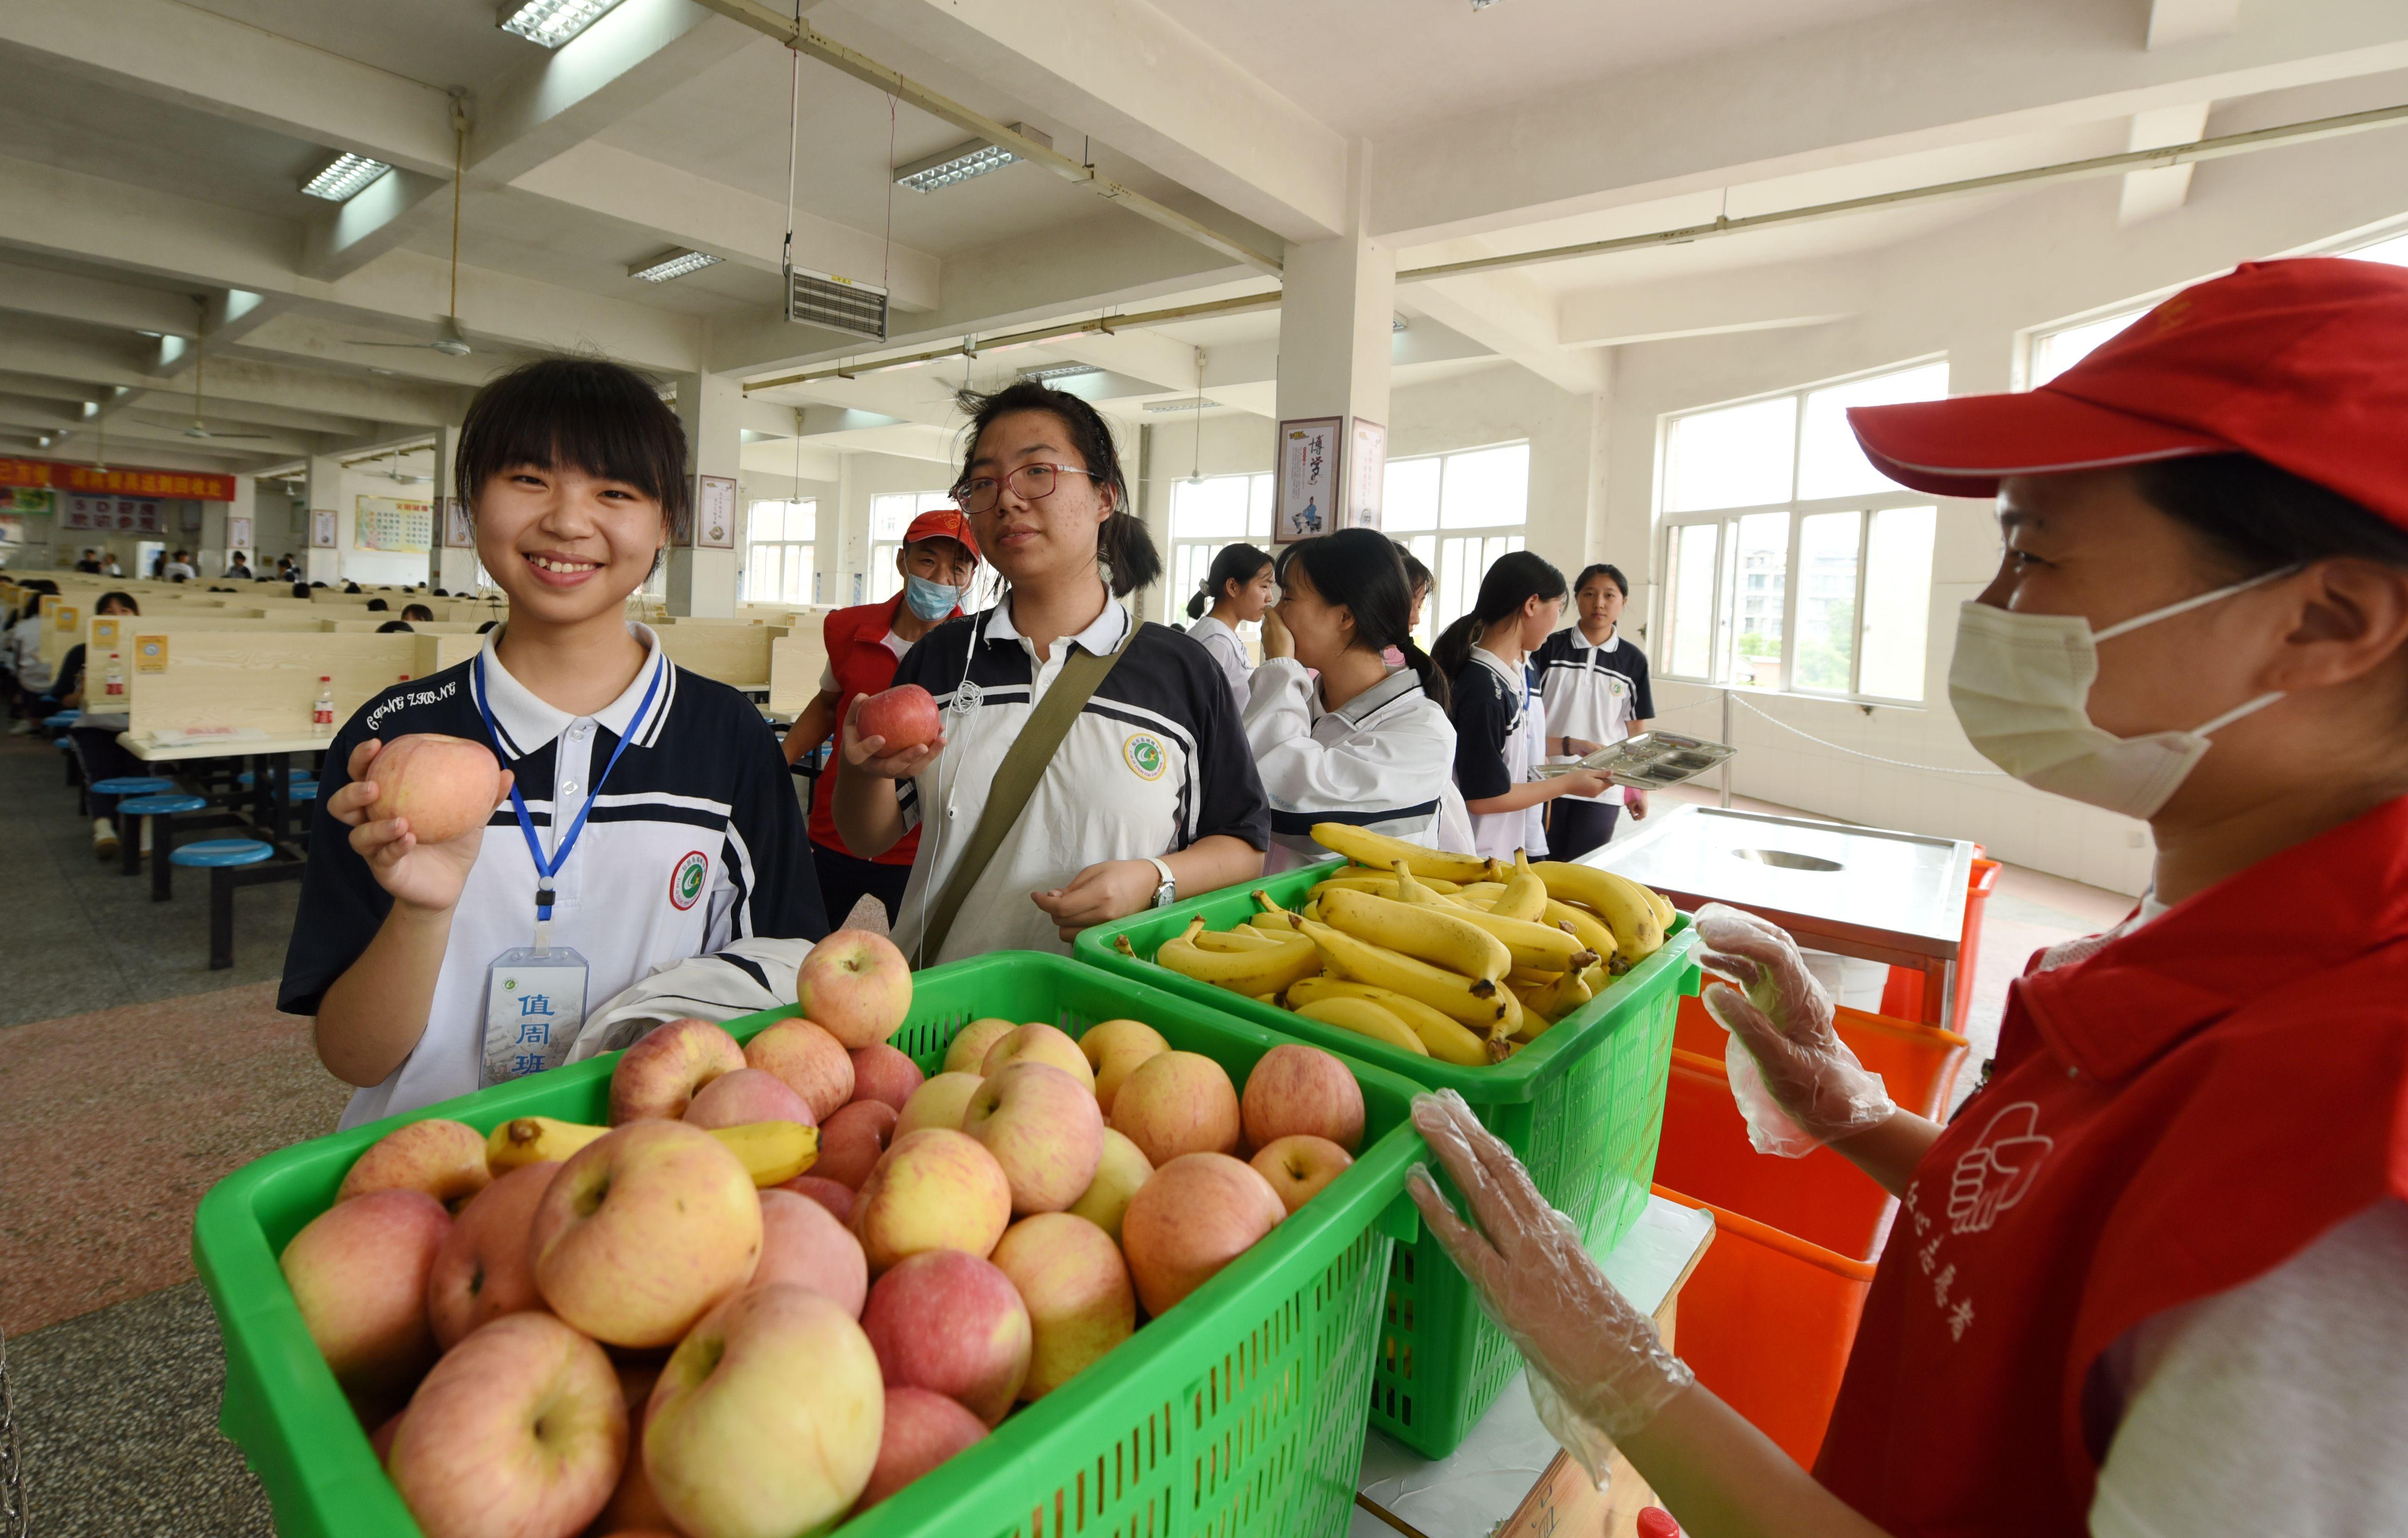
[172,839,274,867]
[49,709,81,726]
[237,769,316,790]
[118,793,210,893]
[171,840,281,971]
[92,776,174,797]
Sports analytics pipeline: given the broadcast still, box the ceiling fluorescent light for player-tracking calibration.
[630,249,723,283]
[896,126,1051,194]
[1020,363,1101,382]
[302,152,393,202]
[1145,399,1213,414]
[498,0,625,46]
[1392,314,1410,332]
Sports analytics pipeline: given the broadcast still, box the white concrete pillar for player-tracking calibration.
[1274,144,1394,532]
[304,453,345,585]
[427,424,480,593]
[665,372,741,617]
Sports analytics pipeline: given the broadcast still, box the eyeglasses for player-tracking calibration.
[953,462,1101,515]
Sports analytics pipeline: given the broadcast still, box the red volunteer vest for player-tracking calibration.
[807,594,950,864]
[1816,794,2408,1534]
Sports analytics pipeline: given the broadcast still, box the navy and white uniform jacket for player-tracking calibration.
[1534,626,1655,806]
[1241,657,1456,873]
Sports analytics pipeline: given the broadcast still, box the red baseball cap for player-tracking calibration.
[902,507,980,562]
[1847,258,2408,529]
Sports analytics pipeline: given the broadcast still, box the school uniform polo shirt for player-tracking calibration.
[1533,625,1655,806]
[280,623,823,1129]
[885,599,1269,966]
[1448,647,1548,860]
[1243,657,1456,873]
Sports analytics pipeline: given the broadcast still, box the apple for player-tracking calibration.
[594,1439,676,1537]
[426,1160,557,1350]
[743,1018,855,1122]
[779,1173,856,1224]
[1240,1044,1366,1154]
[387,1312,624,1538]
[962,1062,1103,1215]
[980,1022,1095,1091]
[338,1119,490,1208]
[850,1129,1012,1273]
[860,1250,1030,1425]
[368,1409,405,1468]
[990,1213,1135,1399]
[754,1188,869,1317]
[610,1018,746,1125]
[645,1285,884,1538]
[363,733,502,845]
[942,1018,1017,1075]
[856,1387,987,1512]
[279,1188,450,1408]
[1109,1052,1241,1167]
[857,683,940,752]
[1250,1135,1354,1214]
[683,1067,815,1131]
[849,1043,925,1111]
[530,1121,762,1348]
[1066,1130,1153,1244]
[896,1072,982,1138]
[1120,1153,1285,1316]
[1078,1019,1170,1114]
[816,1099,899,1189]
[797,930,913,1049]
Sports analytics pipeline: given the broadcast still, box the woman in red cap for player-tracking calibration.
[781,507,980,927]
[1408,257,2408,1536]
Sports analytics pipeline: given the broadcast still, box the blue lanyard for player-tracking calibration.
[474,653,662,925]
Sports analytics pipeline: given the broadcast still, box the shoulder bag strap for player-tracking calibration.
[917,612,1137,961]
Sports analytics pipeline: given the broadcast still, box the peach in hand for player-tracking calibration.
[362,733,502,845]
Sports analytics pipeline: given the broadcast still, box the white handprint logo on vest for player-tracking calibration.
[1947,1101,2053,1234]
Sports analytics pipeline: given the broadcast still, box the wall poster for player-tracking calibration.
[1349,418,1386,530]
[62,495,162,532]
[441,497,473,549]
[310,509,338,548]
[354,494,432,553]
[1273,416,1342,545]
[227,515,253,550]
[697,474,737,549]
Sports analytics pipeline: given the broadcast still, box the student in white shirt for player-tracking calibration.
[1243,530,1458,872]
[1535,562,1657,861]
[1184,542,1274,715]
[1433,551,1612,861]
[835,380,1270,964]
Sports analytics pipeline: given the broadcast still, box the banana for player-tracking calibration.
[1532,862,1665,965]
[486,1116,816,1187]
[1248,912,1299,935]
[1149,919,1324,995]
[1444,903,1594,973]
[1252,889,1291,917]
[1448,881,1509,909]
[1519,966,1596,1028]
[1488,850,1550,924]
[1309,823,1493,883]
[1298,918,1517,1033]
[1644,886,1678,931]
[1506,963,1564,988]
[1310,873,1403,900]
[1388,860,1453,908]
[1195,927,1283,953]
[1293,995,1428,1055]
[1300,899,1322,923]
[1543,899,1619,965]
[1319,888,1512,982]
[1285,977,1491,1066]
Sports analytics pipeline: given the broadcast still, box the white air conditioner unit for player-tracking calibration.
[786,265,889,342]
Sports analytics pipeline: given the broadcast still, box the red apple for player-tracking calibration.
[388,1312,625,1538]
[962,1062,1103,1215]
[368,1409,405,1468]
[896,1071,982,1139]
[1066,1129,1153,1244]
[778,1174,856,1224]
[1079,1019,1170,1115]
[1120,1153,1285,1316]
[980,1022,1095,1091]
[755,1188,869,1317]
[850,1129,1012,1273]
[425,1160,557,1350]
[991,1213,1135,1399]
[860,1250,1030,1425]
[363,733,502,845]
[856,1387,988,1512]
[1241,1044,1366,1154]
[797,931,913,1048]
[530,1121,762,1348]
[816,1099,899,1189]
[338,1119,490,1208]
[279,1188,451,1409]
[1110,1051,1241,1167]
[743,1017,854,1122]
[682,1067,814,1130]
[857,683,940,752]
[609,1017,746,1125]
[1250,1135,1354,1213]
[942,1018,1017,1075]
[849,1043,924,1112]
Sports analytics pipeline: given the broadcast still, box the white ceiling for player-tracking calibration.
[177,0,538,93]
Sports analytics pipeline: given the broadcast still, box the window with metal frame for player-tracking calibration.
[1658,363,1944,701]
[1383,441,1531,647]
[1168,472,1273,631]
[867,491,956,604]
[742,499,816,606]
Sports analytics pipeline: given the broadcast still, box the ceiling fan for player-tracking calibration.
[183,298,274,441]
[351,105,474,360]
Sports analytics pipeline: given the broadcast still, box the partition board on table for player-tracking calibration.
[652,620,785,689]
[767,630,829,716]
[123,630,464,737]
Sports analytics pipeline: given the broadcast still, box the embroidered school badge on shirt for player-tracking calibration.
[669,850,710,911]
[1122,733,1167,781]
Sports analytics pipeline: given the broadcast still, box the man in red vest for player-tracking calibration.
[1406,258,2408,1536]
[783,509,979,928]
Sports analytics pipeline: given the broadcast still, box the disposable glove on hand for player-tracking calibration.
[1694,902,1895,1157]
[1405,1090,1694,1484]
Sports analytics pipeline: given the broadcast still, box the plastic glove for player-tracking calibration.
[1693,902,1895,1157]
[1406,1090,1694,1485]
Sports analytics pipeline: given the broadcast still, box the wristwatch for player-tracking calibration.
[1146,856,1177,909]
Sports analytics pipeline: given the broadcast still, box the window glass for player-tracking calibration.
[2031,309,2145,385]
[1723,512,1788,687]
[1384,457,1441,532]
[749,501,784,542]
[869,494,914,542]
[1664,398,1794,512]
[1666,523,1718,678]
[1797,362,1948,501]
[1793,511,1861,693]
[1405,532,1438,647]
[1439,444,1530,530]
[1859,506,1936,699]
[2350,231,2408,267]
[1248,474,1274,539]
[1172,476,1251,540]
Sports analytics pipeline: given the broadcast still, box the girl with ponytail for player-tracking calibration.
[1432,550,1612,860]
[1241,530,1469,869]
[1184,542,1274,714]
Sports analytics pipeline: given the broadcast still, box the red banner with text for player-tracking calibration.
[0,455,238,503]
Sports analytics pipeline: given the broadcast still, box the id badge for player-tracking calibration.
[482,946,590,1088]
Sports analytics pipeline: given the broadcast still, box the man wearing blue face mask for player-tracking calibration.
[783,508,980,927]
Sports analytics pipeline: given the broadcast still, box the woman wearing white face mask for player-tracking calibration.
[1403,259,2408,1538]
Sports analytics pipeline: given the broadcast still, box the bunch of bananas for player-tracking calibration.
[1124,823,1675,1067]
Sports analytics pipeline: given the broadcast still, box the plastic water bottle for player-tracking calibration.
[312,676,335,736]
[104,652,126,703]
